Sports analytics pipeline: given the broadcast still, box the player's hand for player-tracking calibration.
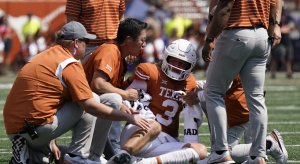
[129,114,150,131]
[124,88,139,101]
[50,140,61,160]
[183,89,200,105]
[120,104,134,114]
[202,41,215,62]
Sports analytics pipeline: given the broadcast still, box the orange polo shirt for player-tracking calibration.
[3,45,93,134]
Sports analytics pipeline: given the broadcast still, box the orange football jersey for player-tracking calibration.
[225,76,249,127]
[133,63,197,138]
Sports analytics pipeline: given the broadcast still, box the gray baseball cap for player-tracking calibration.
[61,21,96,40]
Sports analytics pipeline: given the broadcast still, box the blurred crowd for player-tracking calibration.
[1,0,300,78]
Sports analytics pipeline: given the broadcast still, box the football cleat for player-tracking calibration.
[266,129,288,164]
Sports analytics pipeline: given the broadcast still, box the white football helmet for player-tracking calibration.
[161,39,197,81]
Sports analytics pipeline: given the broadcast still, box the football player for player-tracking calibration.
[107,39,207,164]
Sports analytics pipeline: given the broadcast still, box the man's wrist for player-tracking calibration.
[270,18,281,26]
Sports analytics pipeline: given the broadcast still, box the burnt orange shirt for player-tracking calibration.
[83,42,126,88]
[133,63,197,138]
[226,0,276,29]
[225,76,249,128]
[3,45,93,134]
[65,0,125,45]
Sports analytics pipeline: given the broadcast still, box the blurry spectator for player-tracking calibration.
[15,30,45,69]
[22,13,41,41]
[143,26,156,63]
[145,6,162,41]
[164,10,192,43]
[35,29,47,53]
[270,9,295,79]
[186,21,207,72]
[18,35,38,66]
[143,6,165,63]
[26,35,39,61]
[17,13,42,68]
[0,13,13,75]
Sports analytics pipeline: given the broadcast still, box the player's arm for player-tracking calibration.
[208,0,218,21]
[202,0,235,62]
[121,120,161,155]
[91,70,139,101]
[78,98,150,130]
[206,0,234,40]
[127,79,147,91]
[122,73,162,155]
[269,0,282,47]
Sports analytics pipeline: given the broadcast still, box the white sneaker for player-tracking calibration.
[207,151,235,164]
[245,157,266,164]
[100,155,108,163]
[266,129,288,164]
[64,153,100,164]
[88,153,107,164]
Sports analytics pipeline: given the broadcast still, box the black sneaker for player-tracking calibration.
[107,150,132,164]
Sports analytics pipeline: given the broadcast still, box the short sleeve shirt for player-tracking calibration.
[83,42,126,88]
[133,63,197,137]
[3,45,93,134]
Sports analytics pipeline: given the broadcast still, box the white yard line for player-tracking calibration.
[265,86,297,91]
[0,100,5,105]
[0,83,12,89]
[268,105,300,111]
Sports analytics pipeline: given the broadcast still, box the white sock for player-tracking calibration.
[142,148,199,164]
[139,157,157,164]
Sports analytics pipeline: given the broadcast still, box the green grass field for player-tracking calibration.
[0,71,299,163]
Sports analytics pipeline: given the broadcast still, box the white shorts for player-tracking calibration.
[121,124,185,158]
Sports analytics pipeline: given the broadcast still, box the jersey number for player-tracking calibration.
[156,99,179,126]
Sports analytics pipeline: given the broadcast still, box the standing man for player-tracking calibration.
[202,0,282,163]
[65,0,125,58]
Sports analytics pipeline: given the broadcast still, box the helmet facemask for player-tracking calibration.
[162,56,192,81]
[161,39,197,81]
